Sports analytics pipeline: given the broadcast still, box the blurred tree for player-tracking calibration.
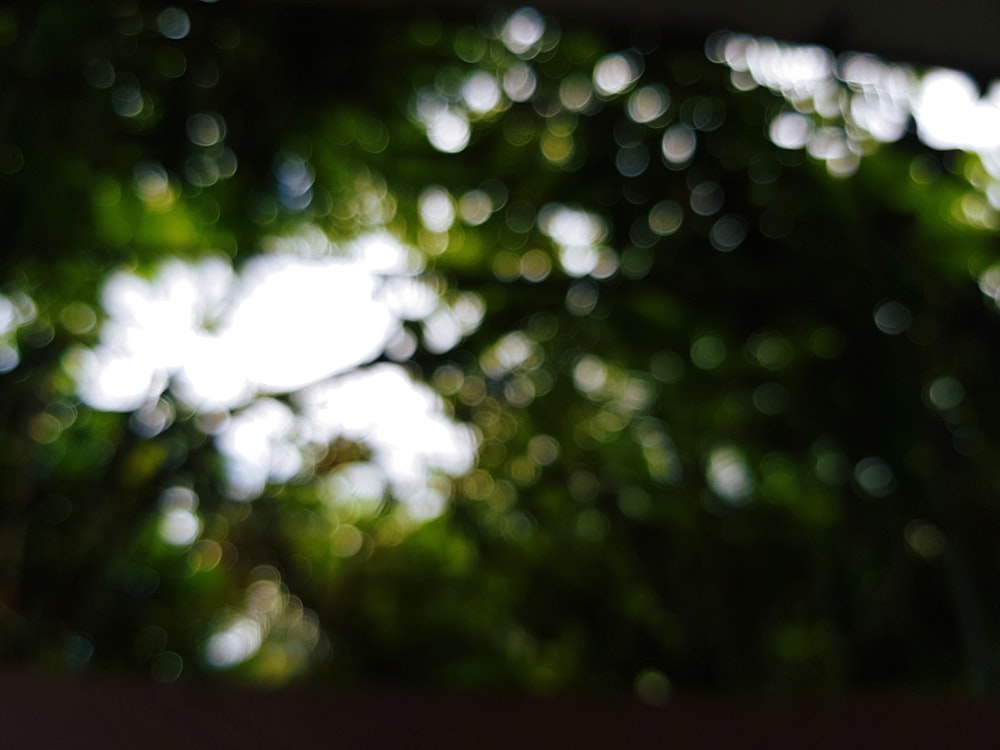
[2,1,1000,699]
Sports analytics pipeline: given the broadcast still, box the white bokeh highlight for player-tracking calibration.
[74,229,479,516]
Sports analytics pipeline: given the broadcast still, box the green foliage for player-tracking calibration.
[3,0,1000,699]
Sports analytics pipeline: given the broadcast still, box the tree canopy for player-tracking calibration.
[3,1,1000,699]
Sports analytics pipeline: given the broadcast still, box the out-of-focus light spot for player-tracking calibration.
[134,161,173,209]
[501,7,545,57]
[873,299,912,335]
[592,247,619,279]
[454,26,487,63]
[926,376,964,411]
[748,153,781,184]
[648,200,683,236]
[205,616,263,668]
[423,309,461,352]
[458,189,493,225]
[661,124,696,165]
[76,231,436,413]
[650,351,684,383]
[159,485,196,512]
[157,7,190,40]
[326,462,388,507]
[618,484,652,518]
[813,442,850,486]
[129,398,174,438]
[64,632,94,667]
[426,108,470,153]
[462,469,495,500]
[77,223,476,517]
[807,126,850,161]
[509,202,540,241]
[501,509,534,540]
[503,62,537,102]
[331,524,365,557]
[915,69,1000,152]
[627,85,670,124]
[540,132,574,166]
[904,519,947,559]
[719,32,1000,185]
[977,263,1000,302]
[275,155,314,211]
[462,70,501,114]
[854,456,896,497]
[520,248,552,281]
[74,348,163,412]
[151,651,184,682]
[297,364,476,516]
[159,486,201,546]
[559,74,593,112]
[192,59,220,88]
[573,354,607,395]
[504,375,536,406]
[747,330,793,370]
[690,335,725,369]
[85,58,115,89]
[0,343,19,373]
[722,34,832,94]
[188,539,224,572]
[558,244,599,277]
[566,281,598,316]
[593,52,642,97]
[957,192,998,229]
[419,186,456,232]
[850,90,908,143]
[769,112,812,150]
[220,256,392,396]
[753,382,790,415]
[186,155,220,187]
[616,145,649,178]
[709,214,747,251]
[155,45,188,78]
[433,364,464,396]
[539,204,606,248]
[28,411,65,444]
[60,302,97,335]
[527,434,560,465]
[573,354,608,396]
[482,331,536,376]
[216,398,298,499]
[503,111,536,146]
[187,112,226,147]
[690,181,724,216]
[690,97,725,131]
[0,291,36,336]
[382,277,438,322]
[28,412,62,444]
[217,147,238,178]
[112,84,145,118]
[635,669,672,706]
[384,328,418,360]
[706,445,753,504]
[493,250,520,281]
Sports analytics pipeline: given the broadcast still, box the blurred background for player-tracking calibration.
[4,0,1000,715]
